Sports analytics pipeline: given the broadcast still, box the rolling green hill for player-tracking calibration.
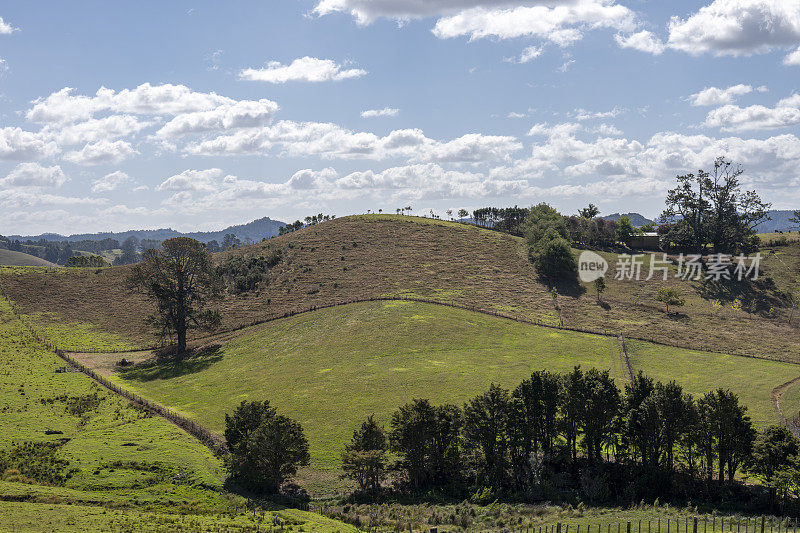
[2,215,798,362]
[0,293,356,531]
[61,300,798,496]
[0,249,58,267]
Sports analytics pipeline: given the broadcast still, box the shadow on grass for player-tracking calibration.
[118,345,224,382]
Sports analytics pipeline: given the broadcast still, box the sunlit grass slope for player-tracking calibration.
[625,339,800,427]
[113,300,623,472]
[0,294,356,530]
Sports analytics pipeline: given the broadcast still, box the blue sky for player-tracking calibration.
[1,0,799,234]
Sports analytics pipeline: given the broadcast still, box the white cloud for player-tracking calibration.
[667,0,800,57]
[511,46,544,63]
[27,83,235,124]
[0,127,59,161]
[0,17,18,34]
[574,107,624,120]
[155,99,279,137]
[313,0,547,23]
[185,121,521,163]
[62,140,138,165]
[157,168,227,192]
[239,57,367,83]
[91,171,131,193]
[43,115,150,145]
[1,163,67,188]
[431,1,636,45]
[593,123,623,136]
[489,124,800,201]
[0,190,107,209]
[614,30,665,55]
[688,84,753,106]
[702,93,800,131]
[361,107,399,118]
[784,46,800,65]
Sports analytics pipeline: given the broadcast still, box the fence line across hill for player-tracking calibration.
[483,517,800,533]
[0,280,228,456]
[303,510,800,533]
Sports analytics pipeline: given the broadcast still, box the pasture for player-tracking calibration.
[79,299,800,495]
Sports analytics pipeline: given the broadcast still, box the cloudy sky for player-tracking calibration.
[1,0,799,235]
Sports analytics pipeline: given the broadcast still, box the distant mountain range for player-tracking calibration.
[8,216,287,244]
[599,210,798,232]
[600,213,656,227]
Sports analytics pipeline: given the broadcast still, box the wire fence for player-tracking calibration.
[0,280,228,457]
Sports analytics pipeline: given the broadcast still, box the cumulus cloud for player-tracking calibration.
[702,93,800,131]
[785,46,800,65]
[614,30,665,54]
[431,1,636,44]
[42,115,150,145]
[155,99,279,137]
[361,107,399,118]
[185,121,521,162]
[688,84,753,106]
[62,140,138,165]
[0,17,18,34]
[91,171,131,193]
[239,57,367,83]
[0,127,59,161]
[1,163,67,188]
[27,83,234,124]
[313,0,547,23]
[489,123,800,201]
[667,0,800,57]
[157,168,228,192]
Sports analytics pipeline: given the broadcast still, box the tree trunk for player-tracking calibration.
[177,326,187,355]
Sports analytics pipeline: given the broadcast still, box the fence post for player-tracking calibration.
[694,518,698,533]
[762,517,766,533]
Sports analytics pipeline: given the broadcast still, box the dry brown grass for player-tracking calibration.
[2,214,799,362]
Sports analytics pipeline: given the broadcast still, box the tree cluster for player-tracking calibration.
[472,207,529,235]
[65,255,110,268]
[660,158,771,254]
[224,400,310,495]
[523,204,578,280]
[342,368,792,509]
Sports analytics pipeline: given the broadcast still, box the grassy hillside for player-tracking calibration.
[65,300,797,495]
[0,294,354,531]
[103,301,622,475]
[0,249,57,267]
[2,215,798,361]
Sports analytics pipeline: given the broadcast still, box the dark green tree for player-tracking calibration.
[342,416,388,496]
[581,368,620,464]
[579,204,600,219]
[388,399,462,492]
[229,415,310,494]
[463,384,510,489]
[746,425,799,509]
[128,237,223,354]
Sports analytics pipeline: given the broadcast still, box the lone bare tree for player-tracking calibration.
[128,237,222,355]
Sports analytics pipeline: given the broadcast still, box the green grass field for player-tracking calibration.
[111,300,624,476]
[0,294,353,531]
[625,339,800,427]
[97,300,800,496]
